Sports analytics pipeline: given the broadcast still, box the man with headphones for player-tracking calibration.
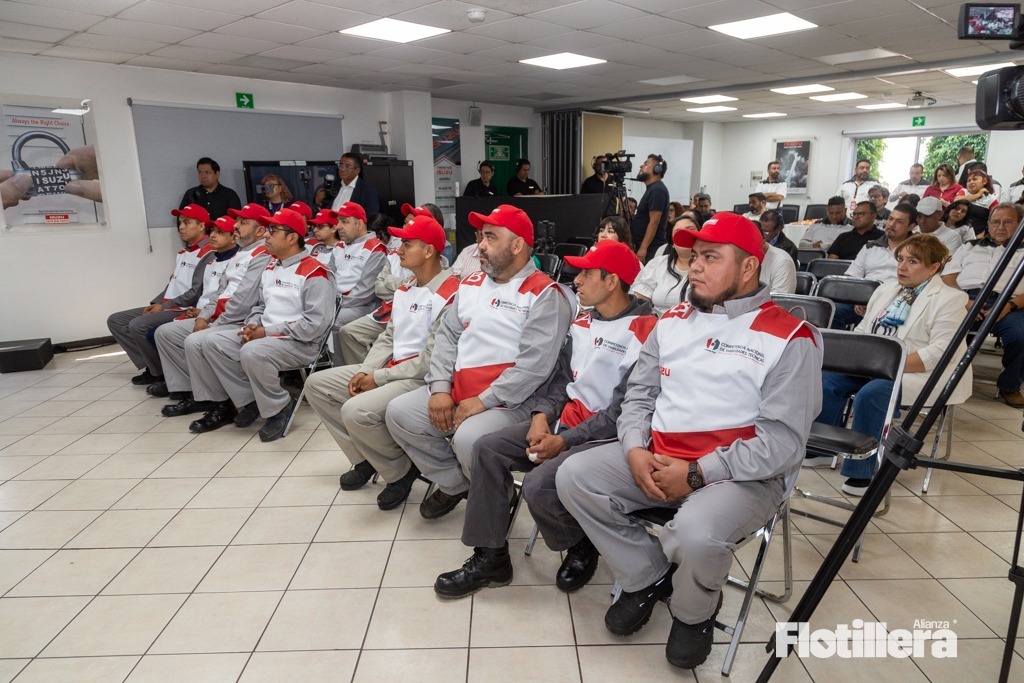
[632,154,670,263]
[581,156,615,194]
[507,158,543,196]
[463,161,499,197]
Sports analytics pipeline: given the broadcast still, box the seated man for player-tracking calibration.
[942,202,1024,407]
[742,192,766,222]
[329,202,388,362]
[869,185,891,225]
[760,234,797,294]
[557,213,822,671]
[304,215,460,510]
[194,208,335,442]
[107,204,214,387]
[308,209,342,266]
[386,205,575,520]
[433,241,656,598]
[915,196,963,255]
[758,210,798,265]
[826,201,882,260]
[799,196,851,250]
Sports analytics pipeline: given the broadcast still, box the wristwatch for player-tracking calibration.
[1010,300,1020,313]
[687,462,705,490]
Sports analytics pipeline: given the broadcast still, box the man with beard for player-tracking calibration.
[631,154,670,263]
[837,159,877,213]
[826,201,882,261]
[889,164,929,208]
[386,205,575,520]
[557,212,822,671]
[754,160,787,209]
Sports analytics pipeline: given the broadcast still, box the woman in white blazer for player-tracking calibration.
[813,234,972,495]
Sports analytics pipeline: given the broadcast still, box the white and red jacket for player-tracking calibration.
[162,240,213,303]
[257,254,332,338]
[651,300,816,461]
[561,311,658,427]
[389,275,461,366]
[333,234,387,296]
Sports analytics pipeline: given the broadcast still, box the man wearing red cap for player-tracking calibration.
[386,204,576,520]
[305,215,461,510]
[558,213,822,670]
[307,209,342,266]
[433,240,658,598]
[194,208,336,441]
[107,203,215,387]
[328,201,388,362]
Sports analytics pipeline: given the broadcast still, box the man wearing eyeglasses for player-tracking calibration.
[826,201,883,261]
[322,153,379,215]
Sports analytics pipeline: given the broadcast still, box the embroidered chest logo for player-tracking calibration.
[705,338,766,365]
[593,336,628,356]
[489,298,530,314]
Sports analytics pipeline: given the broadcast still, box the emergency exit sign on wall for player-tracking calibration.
[236,92,254,109]
[912,116,926,127]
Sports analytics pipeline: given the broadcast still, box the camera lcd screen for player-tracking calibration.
[959,3,1019,39]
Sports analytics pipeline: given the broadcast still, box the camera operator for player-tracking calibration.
[316,153,379,215]
[631,154,670,263]
[581,156,616,194]
[463,161,499,198]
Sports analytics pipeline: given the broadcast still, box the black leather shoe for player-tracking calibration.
[131,369,158,386]
[234,401,260,427]
[146,381,169,397]
[556,536,600,593]
[377,465,421,511]
[161,397,210,418]
[605,564,676,636]
[339,460,377,491]
[665,593,723,670]
[420,488,468,520]
[434,544,513,598]
[258,398,295,442]
[188,401,237,434]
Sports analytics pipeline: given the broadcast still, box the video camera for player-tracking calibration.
[958,3,1024,128]
[597,150,634,181]
[534,219,558,255]
[322,173,339,200]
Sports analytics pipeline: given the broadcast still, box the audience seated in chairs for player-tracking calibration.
[941,202,1024,408]
[800,196,851,251]
[630,215,698,314]
[807,234,972,495]
[592,214,633,249]
[758,209,798,265]
[826,201,882,261]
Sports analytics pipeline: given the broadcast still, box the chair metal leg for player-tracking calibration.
[281,383,307,438]
[524,524,539,556]
[506,480,524,541]
[921,405,952,495]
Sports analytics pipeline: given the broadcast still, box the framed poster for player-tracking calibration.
[775,139,810,196]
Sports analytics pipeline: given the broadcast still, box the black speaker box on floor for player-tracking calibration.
[0,338,54,373]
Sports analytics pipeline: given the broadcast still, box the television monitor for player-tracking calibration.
[242,160,338,212]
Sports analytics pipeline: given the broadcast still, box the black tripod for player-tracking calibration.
[600,177,633,224]
[758,218,1024,683]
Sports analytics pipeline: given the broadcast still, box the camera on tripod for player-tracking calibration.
[534,219,558,255]
[958,3,1024,128]
[321,173,339,201]
[597,150,634,182]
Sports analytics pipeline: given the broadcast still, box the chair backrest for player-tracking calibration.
[814,275,881,306]
[733,203,749,214]
[536,253,561,280]
[771,293,835,329]
[553,242,588,258]
[797,249,826,267]
[780,204,799,223]
[819,329,906,383]
[794,271,816,296]
[804,204,828,221]
[806,258,852,279]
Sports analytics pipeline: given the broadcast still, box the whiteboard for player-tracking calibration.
[622,135,693,204]
[130,102,344,228]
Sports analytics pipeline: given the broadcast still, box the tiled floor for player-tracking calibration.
[0,344,1022,682]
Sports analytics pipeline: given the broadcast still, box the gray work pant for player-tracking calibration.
[304,364,421,483]
[339,314,386,366]
[185,325,239,404]
[202,328,318,418]
[107,307,181,374]
[461,418,610,550]
[557,442,785,624]
[154,318,201,393]
[385,385,531,496]
[330,304,377,365]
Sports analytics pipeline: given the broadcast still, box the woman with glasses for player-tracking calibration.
[259,173,292,213]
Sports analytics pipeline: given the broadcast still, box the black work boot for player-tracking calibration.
[605,564,676,636]
[556,535,600,593]
[234,401,260,427]
[434,544,513,599]
[665,593,723,670]
[419,488,468,519]
[131,369,159,386]
[377,465,421,510]
[339,460,378,491]
[188,400,237,434]
[161,395,210,418]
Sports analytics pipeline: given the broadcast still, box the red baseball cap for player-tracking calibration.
[227,203,270,221]
[288,201,313,220]
[673,212,764,263]
[205,216,236,233]
[310,209,339,226]
[171,204,210,222]
[564,240,642,285]
[258,208,307,238]
[388,215,447,254]
[468,204,534,247]
[335,202,367,222]
[401,203,433,219]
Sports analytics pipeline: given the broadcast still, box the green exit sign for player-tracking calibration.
[236,92,254,109]
[912,116,926,127]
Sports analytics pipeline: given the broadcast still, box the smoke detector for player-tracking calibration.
[906,91,937,108]
[467,9,486,22]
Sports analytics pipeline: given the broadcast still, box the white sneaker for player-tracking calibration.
[841,478,871,496]
[802,455,835,469]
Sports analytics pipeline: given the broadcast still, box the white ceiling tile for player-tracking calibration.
[585,41,673,67]
[254,0,375,30]
[88,17,201,42]
[528,0,646,30]
[310,0,434,13]
[0,36,50,54]
[261,71,337,86]
[470,43,551,61]
[524,30,620,52]
[195,64,278,78]
[14,0,137,12]
[0,22,72,43]
[227,55,313,70]
[41,45,137,63]
[363,44,453,62]
[414,31,508,54]
[663,0,782,27]
[63,32,166,55]
[0,0,104,31]
[296,32,383,54]
[215,17,324,43]
[150,44,246,63]
[589,14,694,40]
[392,0,514,31]
[465,16,571,42]
[425,53,505,70]
[180,32,283,54]
[469,0,571,13]
[115,1,242,31]
[123,54,213,70]
[639,29,733,53]
[326,54,406,71]
[147,0,286,14]
[260,45,349,62]
[290,62,351,77]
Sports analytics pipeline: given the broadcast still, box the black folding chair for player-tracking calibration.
[803,204,828,221]
[771,293,835,329]
[554,243,588,284]
[794,271,816,296]
[781,204,799,223]
[282,297,343,437]
[732,203,749,214]
[813,275,881,306]
[806,258,852,280]
[796,248,826,269]
[536,253,561,280]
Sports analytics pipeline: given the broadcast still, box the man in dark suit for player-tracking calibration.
[319,153,380,215]
[758,209,798,265]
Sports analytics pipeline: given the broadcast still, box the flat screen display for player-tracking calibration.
[959,3,1020,39]
[242,161,338,212]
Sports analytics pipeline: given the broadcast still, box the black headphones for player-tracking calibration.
[477,160,493,172]
[514,158,530,172]
[651,154,666,177]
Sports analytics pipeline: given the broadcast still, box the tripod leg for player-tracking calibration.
[1001,567,1024,683]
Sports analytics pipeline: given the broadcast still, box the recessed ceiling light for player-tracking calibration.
[944,62,1015,77]
[856,102,905,110]
[679,95,737,104]
[743,112,787,118]
[519,52,606,70]
[709,12,816,40]
[640,74,702,86]
[809,92,867,102]
[771,84,833,95]
[816,48,902,66]
[686,106,737,113]
[340,18,449,44]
